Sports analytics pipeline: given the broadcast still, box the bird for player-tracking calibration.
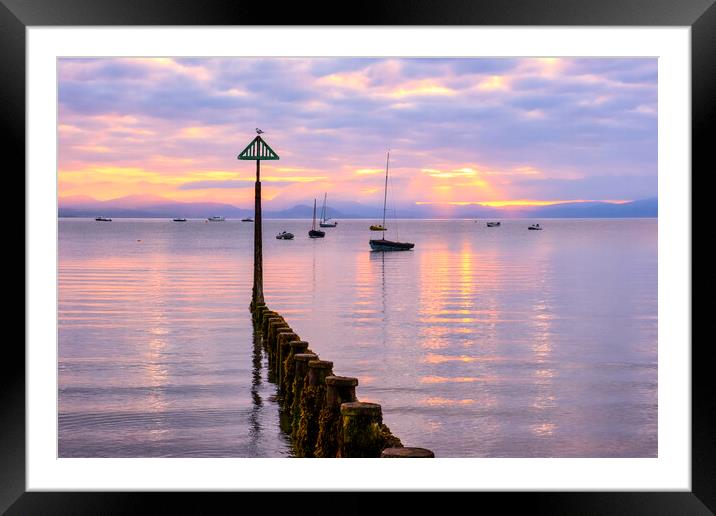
[256,128,264,134]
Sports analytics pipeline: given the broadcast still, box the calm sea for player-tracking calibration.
[58,218,657,457]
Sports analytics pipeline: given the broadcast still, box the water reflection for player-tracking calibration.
[368,250,387,319]
[526,243,557,440]
[247,327,263,454]
[59,218,657,458]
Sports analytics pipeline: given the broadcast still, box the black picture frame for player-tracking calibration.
[6,0,707,513]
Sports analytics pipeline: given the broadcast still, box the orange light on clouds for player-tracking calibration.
[317,71,371,90]
[421,168,478,178]
[57,57,656,209]
[387,82,456,98]
[477,75,509,91]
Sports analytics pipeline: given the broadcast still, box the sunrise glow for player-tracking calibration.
[58,57,657,212]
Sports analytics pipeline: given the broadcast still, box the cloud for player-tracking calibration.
[58,57,657,208]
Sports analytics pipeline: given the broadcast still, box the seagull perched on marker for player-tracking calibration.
[256,128,264,134]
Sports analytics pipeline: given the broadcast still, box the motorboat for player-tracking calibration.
[241,217,253,222]
[172,217,187,222]
[276,231,294,240]
[207,216,225,221]
[95,216,112,222]
[528,223,543,230]
[486,221,501,227]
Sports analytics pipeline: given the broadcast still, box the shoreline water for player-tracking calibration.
[58,218,657,458]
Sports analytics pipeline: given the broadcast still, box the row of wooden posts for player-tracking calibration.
[251,301,435,458]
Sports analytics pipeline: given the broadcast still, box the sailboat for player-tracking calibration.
[308,199,326,238]
[369,151,414,251]
[319,193,338,227]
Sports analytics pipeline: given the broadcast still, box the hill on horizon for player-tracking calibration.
[58,195,657,219]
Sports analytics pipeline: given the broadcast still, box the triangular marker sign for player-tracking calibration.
[237,136,280,160]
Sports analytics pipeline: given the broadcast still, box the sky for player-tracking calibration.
[58,57,657,210]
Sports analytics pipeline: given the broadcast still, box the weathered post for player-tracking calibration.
[315,376,358,457]
[325,376,358,408]
[295,360,333,457]
[282,341,309,410]
[252,159,263,309]
[291,352,318,437]
[267,321,290,363]
[381,447,435,458]
[260,311,279,333]
[276,332,300,388]
[237,133,280,311]
[339,401,402,458]
[263,314,283,335]
[252,302,267,322]
[267,319,289,343]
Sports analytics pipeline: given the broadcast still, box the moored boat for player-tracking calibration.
[207,216,225,221]
[368,151,414,251]
[369,239,414,251]
[276,231,294,240]
[319,193,338,227]
[241,217,253,222]
[173,217,187,222]
[308,199,325,238]
[95,216,112,222]
[486,221,501,227]
[528,223,543,230]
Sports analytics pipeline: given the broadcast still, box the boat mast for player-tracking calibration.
[382,151,389,230]
[322,192,327,222]
[312,198,317,230]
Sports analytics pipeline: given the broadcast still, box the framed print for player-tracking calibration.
[8,0,709,513]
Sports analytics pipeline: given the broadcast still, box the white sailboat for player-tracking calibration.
[319,193,338,227]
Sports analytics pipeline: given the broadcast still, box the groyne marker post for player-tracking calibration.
[238,135,280,309]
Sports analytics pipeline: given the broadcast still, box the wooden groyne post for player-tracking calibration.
[238,133,280,310]
[252,303,435,458]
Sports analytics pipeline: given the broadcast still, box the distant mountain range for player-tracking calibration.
[58,195,657,219]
